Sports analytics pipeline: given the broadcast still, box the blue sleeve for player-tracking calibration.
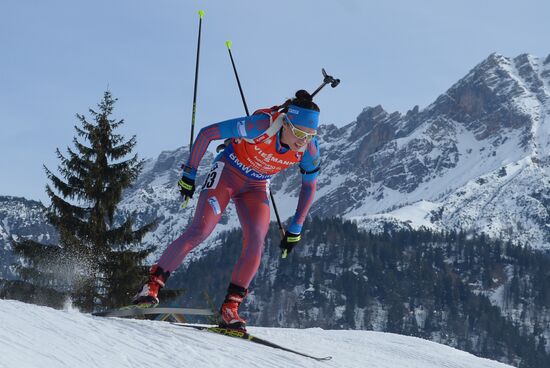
[298,138,321,183]
[213,113,271,140]
[184,114,271,179]
[287,138,320,234]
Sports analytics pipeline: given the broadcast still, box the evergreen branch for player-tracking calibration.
[108,136,137,160]
[46,188,89,220]
[105,216,158,249]
[72,137,94,157]
[44,166,81,199]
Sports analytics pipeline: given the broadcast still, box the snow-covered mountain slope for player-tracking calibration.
[0,196,57,279]
[279,53,550,249]
[0,299,512,368]
[118,53,550,256]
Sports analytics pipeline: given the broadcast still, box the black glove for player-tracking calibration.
[178,176,196,200]
[279,231,301,258]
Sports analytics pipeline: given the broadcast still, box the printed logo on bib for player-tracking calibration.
[202,161,224,191]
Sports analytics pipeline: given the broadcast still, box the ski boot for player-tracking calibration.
[219,283,248,331]
[132,265,170,306]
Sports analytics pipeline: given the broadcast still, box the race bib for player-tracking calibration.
[202,161,225,191]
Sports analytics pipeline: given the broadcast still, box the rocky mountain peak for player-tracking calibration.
[427,53,549,145]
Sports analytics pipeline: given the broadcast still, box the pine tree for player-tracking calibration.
[13,91,156,311]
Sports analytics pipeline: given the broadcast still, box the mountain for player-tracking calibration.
[0,196,57,279]
[295,53,550,249]
[2,53,550,366]
[120,53,550,259]
[3,53,547,264]
[0,299,513,368]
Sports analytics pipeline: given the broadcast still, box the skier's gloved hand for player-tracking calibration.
[178,165,196,207]
[178,176,195,199]
[280,231,301,258]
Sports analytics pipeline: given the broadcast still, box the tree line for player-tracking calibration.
[176,218,550,368]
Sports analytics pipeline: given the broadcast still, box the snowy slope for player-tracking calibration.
[0,299,512,368]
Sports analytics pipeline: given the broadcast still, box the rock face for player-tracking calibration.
[0,196,57,279]
[272,53,550,250]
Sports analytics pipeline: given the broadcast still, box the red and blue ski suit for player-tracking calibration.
[157,110,320,288]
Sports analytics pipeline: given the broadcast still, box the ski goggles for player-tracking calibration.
[283,116,317,142]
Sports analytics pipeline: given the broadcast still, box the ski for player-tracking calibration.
[172,323,332,362]
[92,305,215,318]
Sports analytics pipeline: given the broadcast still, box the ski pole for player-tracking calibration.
[189,10,205,151]
[214,42,247,153]
[224,41,286,240]
[226,41,250,116]
[182,9,205,209]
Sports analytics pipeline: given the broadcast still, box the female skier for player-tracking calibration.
[133,90,321,331]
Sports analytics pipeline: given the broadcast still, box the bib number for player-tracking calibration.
[202,162,224,191]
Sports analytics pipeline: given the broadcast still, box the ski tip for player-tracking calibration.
[198,10,205,19]
[226,40,232,50]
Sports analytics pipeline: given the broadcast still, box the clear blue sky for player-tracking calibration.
[1,0,548,202]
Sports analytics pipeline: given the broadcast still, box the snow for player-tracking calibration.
[358,199,440,230]
[0,299,513,368]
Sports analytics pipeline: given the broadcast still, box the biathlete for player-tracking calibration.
[133,90,321,331]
